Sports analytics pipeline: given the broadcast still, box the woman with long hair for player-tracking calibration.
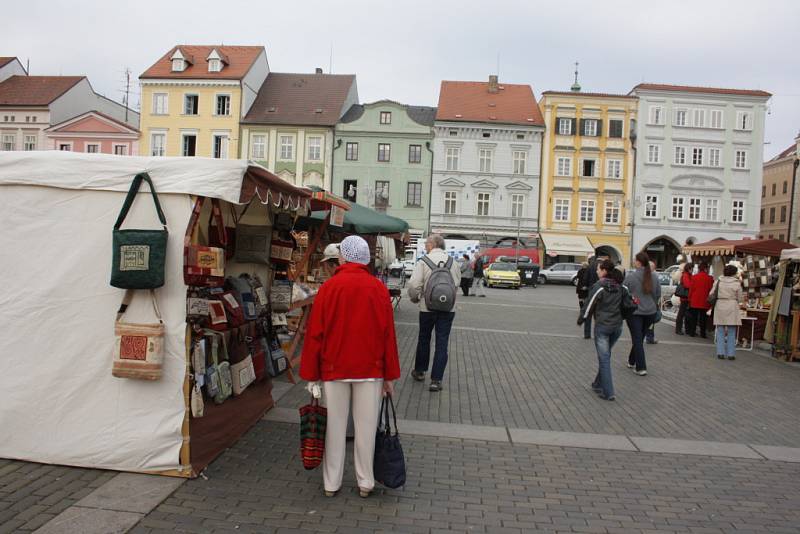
[623,252,661,375]
[675,262,693,335]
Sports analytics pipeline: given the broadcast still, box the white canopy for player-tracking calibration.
[780,248,800,261]
[540,232,595,256]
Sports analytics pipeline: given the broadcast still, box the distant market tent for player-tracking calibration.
[300,194,409,236]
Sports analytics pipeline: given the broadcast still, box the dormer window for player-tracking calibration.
[172,58,185,72]
[208,58,221,72]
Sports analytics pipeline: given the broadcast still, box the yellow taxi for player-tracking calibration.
[484,261,521,289]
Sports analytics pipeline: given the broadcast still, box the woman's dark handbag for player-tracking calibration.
[299,396,326,470]
[373,394,406,489]
[110,173,168,289]
[675,281,689,298]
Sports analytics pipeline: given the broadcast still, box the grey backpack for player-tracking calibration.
[422,256,457,312]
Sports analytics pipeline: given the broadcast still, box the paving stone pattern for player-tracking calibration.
[0,458,115,533]
[280,286,800,447]
[132,421,800,533]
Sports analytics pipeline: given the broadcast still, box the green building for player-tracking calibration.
[333,100,436,234]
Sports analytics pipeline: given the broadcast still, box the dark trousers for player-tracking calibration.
[460,277,473,296]
[414,311,455,381]
[675,300,689,333]
[627,314,655,372]
[687,308,708,337]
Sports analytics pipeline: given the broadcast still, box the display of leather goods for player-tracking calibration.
[204,330,231,404]
[225,276,258,320]
[184,196,227,287]
[191,382,204,418]
[187,296,209,318]
[271,312,288,326]
[207,300,228,331]
[271,280,293,312]
[270,238,294,264]
[235,224,272,264]
[266,337,288,377]
[299,396,326,470]
[208,203,237,260]
[220,291,245,327]
[110,173,168,289]
[227,325,250,364]
[243,273,268,316]
[373,394,406,489]
[191,339,206,376]
[273,211,295,232]
[231,354,256,396]
[112,289,164,381]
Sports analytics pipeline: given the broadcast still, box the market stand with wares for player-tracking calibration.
[0,151,346,478]
[764,248,800,361]
[682,238,798,345]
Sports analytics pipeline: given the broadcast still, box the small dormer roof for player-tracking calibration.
[206,48,230,65]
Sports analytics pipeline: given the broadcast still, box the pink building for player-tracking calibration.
[45,110,139,155]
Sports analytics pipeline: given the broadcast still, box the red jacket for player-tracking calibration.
[680,272,692,303]
[299,262,401,382]
[688,271,714,310]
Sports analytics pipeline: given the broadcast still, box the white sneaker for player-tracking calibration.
[635,369,647,376]
[627,363,635,369]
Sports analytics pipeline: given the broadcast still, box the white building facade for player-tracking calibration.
[629,84,771,267]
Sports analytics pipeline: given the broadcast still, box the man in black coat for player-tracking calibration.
[579,255,600,339]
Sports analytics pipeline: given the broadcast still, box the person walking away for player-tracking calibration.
[408,234,461,392]
[299,235,401,498]
[623,252,660,376]
[472,255,486,297]
[712,265,743,360]
[674,262,693,335]
[578,259,625,401]
[576,262,590,310]
[580,256,600,339]
[459,254,474,297]
[646,260,660,345]
[687,262,714,338]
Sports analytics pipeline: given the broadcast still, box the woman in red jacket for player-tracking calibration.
[675,263,693,335]
[687,261,714,338]
[300,235,401,498]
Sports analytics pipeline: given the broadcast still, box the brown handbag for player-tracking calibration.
[184,197,227,287]
[112,289,164,380]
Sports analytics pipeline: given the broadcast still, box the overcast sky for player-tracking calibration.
[7,0,798,158]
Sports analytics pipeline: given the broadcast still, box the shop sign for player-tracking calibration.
[330,205,345,227]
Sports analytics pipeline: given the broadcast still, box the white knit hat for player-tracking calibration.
[339,235,370,265]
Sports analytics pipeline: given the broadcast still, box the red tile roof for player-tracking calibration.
[140,45,264,80]
[0,75,84,106]
[436,80,544,126]
[631,83,771,98]
[0,57,18,68]
[541,90,637,100]
[768,143,797,162]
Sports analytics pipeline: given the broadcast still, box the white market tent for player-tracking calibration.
[0,151,326,476]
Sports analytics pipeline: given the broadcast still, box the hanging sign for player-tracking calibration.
[330,205,345,227]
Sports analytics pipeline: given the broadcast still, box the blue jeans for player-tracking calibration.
[593,324,622,398]
[414,311,455,381]
[715,325,737,357]
[627,314,655,371]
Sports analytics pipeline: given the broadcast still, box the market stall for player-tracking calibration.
[0,151,347,477]
[765,248,800,361]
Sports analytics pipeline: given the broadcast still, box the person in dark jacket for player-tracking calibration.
[578,259,625,401]
[623,252,661,376]
[459,254,474,296]
[687,262,714,338]
[576,262,590,308]
[675,262,693,335]
[472,255,486,297]
[579,256,600,339]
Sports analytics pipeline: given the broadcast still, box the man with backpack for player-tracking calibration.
[408,234,461,392]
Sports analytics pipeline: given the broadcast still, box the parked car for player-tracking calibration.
[484,262,521,289]
[656,271,676,301]
[538,263,582,286]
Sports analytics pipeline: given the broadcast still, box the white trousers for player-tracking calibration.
[322,380,383,492]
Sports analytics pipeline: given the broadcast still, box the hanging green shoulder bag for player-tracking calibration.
[110,173,169,289]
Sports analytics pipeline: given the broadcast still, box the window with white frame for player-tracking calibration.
[558,118,572,135]
[583,119,598,136]
[674,146,686,165]
[512,150,527,174]
[445,147,460,170]
[648,105,663,125]
[409,144,422,164]
[647,144,661,163]
[378,143,391,162]
[113,144,127,155]
[606,159,622,179]
[251,134,266,159]
[671,196,685,219]
[691,147,704,166]
[478,148,493,172]
[736,111,752,131]
[735,149,747,169]
[86,144,99,153]
[604,201,620,224]
[710,109,723,129]
[644,195,659,218]
[444,191,457,214]
[58,143,71,151]
[2,134,15,151]
[208,58,221,72]
[708,148,721,167]
[306,136,322,161]
[152,93,168,115]
[172,58,185,72]
[379,111,391,124]
[212,134,228,159]
[557,156,572,176]
[554,198,570,222]
[215,94,231,116]
[476,192,491,216]
[345,142,358,160]
[692,109,705,128]
[184,94,199,115]
[374,181,389,208]
[579,199,595,223]
[674,109,687,126]
[688,197,702,220]
[705,199,719,221]
[279,135,294,160]
[150,133,166,157]
[23,135,36,151]
[407,182,423,206]
[511,194,524,218]
[731,200,745,222]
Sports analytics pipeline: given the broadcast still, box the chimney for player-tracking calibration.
[488,75,498,94]
[315,67,323,74]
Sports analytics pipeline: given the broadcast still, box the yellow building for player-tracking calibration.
[538,89,638,267]
[139,45,269,158]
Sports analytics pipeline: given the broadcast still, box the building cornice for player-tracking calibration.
[140,79,241,87]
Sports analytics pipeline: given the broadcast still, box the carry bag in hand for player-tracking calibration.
[110,173,168,289]
[112,289,164,380]
[299,396,327,470]
[374,393,406,489]
[184,196,226,287]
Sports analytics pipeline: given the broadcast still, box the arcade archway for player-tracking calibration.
[643,236,681,269]
[594,245,622,264]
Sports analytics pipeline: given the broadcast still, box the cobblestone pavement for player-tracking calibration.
[132,421,800,534]
[280,285,800,447]
[0,459,116,533]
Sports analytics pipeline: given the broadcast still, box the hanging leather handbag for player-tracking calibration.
[230,352,256,396]
[204,329,232,404]
[111,173,168,289]
[225,276,258,320]
[208,204,237,260]
[218,291,245,327]
[112,289,165,380]
[184,197,227,287]
[270,238,295,265]
[271,280,293,312]
[373,394,406,489]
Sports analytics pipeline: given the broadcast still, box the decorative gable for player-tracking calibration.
[206,49,227,73]
[438,177,466,188]
[505,180,533,191]
[470,178,498,190]
[170,48,191,72]
[669,174,724,192]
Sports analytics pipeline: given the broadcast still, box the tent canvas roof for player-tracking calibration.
[683,238,797,258]
[304,198,409,235]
